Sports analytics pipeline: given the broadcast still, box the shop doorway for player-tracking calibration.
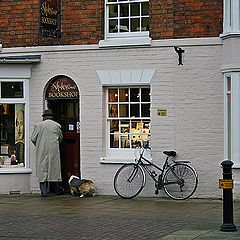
[45,76,80,193]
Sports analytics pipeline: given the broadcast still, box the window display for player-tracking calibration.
[108,87,151,149]
[0,103,25,167]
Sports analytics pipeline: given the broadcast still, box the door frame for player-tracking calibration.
[43,75,81,191]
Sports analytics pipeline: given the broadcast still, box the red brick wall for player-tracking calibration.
[0,0,39,47]
[172,0,223,38]
[149,0,174,39]
[150,0,223,39]
[0,0,223,48]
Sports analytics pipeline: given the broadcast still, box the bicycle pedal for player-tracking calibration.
[155,190,159,195]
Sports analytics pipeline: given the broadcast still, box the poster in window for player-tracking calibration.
[15,104,24,164]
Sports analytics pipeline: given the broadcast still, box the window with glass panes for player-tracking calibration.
[107,87,151,149]
[106,0,149,35]
[0,81,26,167]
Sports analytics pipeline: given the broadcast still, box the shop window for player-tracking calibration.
[0,104,25,166]
[0,80,27,168]
[108,87,151,149]
[1,82,23,98]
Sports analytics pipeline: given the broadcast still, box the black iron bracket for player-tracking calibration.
[174,47,185,65]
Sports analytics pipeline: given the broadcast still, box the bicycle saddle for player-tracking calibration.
[163,151,177,157]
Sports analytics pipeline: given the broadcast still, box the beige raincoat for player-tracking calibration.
[31,119,63,183]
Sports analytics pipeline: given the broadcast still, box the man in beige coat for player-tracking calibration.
[31,109,63,197]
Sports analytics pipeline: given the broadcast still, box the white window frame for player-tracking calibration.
[224,72,240,168]
[99,0,151,47]
[222,0,240,36]
[0,74,31,173]
[97,69,155,163]
[102,86,151,163]
[105,0,149,38]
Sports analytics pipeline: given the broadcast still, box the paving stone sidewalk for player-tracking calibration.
[0,194,239,240]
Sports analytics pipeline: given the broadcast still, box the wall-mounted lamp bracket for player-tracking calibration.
[174,47,185,65]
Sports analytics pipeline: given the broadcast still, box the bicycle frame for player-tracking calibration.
[135,148,171,184]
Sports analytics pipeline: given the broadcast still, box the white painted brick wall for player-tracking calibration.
[2,37,229,199]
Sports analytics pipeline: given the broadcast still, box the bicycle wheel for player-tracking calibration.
[114,164,145,199]
[163,163,198,200]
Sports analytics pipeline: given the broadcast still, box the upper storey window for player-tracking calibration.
[107,0,149,35]
[99,0,150,47]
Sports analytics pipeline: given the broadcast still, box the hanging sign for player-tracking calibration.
[40,0,60,38]
[46,76,79,100]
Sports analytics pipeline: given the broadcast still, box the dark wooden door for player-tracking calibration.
[48,100,80,192]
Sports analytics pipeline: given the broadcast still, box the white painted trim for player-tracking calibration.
[0,168,32,174]
[232,0,240,32]
[97,69,155,86]
[99,37,151,48]
[232,73,240,166]
[232,164,240,169]
[100,153,152,164]
[224,72,240,166]
[220,33,240,39]
[0,64,31,78]
[0,65,32,170]
[223,75,228,161]
[100,158,152,164]
[0,38,221,55]
[222,67,240,73]
[100,157,136,164]
[223,0,240,35]
[24,79,30,168]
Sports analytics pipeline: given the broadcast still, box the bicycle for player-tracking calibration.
[114,143,198,200]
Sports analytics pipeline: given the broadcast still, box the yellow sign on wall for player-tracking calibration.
[157,108,167,116]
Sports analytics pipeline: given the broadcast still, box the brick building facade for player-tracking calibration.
[0,0,222,47]
[1,0,240,201]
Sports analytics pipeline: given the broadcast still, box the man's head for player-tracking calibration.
[42,109,54,120]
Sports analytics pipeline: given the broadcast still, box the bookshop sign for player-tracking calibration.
[46,76,79,100]
[40,0,60,38]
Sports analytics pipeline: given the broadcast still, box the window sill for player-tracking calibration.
[0,167,32,174]
[100,157,152,164]
[98,37,151,48]
[100,157,136,164]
